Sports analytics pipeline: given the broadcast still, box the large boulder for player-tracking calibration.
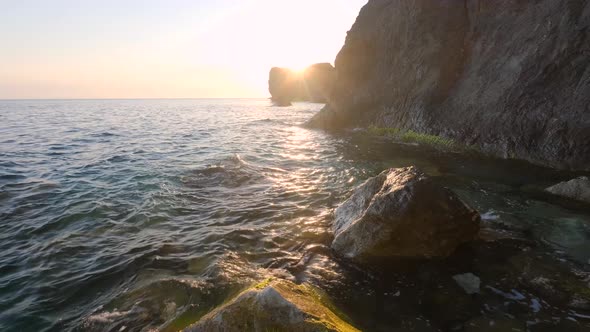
[308,0,590,170]
[545,176,590,203]
[332,166,480,259]
[184,279,359,332]
[269,63,336,105]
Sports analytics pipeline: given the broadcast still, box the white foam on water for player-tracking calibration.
[481,210,500,221]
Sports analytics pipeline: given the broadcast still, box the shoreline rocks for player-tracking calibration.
[308,0,590,171]
[184,278,359,332]
[545,176,590,204]
[332,166,480,260]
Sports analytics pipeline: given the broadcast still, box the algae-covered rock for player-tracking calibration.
[332,166,480,259]
[184,278,359,332]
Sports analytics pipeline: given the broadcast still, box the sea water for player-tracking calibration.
[0,99,589,331]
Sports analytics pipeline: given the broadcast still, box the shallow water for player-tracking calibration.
[0,99,589,331]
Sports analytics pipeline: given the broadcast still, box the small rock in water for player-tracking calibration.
[464,316,525,332]
[545,176,590,203]
[453,273,481,295]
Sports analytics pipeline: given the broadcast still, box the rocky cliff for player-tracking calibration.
[269,63,336,105]
[308,0,590,170]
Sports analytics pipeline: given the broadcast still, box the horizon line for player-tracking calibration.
[0,97,272,101]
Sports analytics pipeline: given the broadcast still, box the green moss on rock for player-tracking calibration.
[367,126,401,137]
[183,278,359,332]
[366,126,477,153]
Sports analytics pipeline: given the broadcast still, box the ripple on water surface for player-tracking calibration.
[0,99,589,331]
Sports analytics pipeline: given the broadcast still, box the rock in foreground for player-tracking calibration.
[546,176,590,204]
[184,279,359,332]
[332,167,480,259]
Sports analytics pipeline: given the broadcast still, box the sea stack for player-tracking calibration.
[269,63,336,106]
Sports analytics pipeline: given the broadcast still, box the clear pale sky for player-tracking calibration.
[0,0,367,99]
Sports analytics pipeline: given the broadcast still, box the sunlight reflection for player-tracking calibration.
[266,126,325,204]
[281,126,315,161]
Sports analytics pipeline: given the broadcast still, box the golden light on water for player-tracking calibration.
[280,126,315,161]
[268,125,325,202]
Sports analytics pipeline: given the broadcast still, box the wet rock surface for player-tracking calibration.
[453,273,481,295]
[183,279,359,332]
[332,166,480,259]
[546,176,590,204]
[509,251,590,311]
[320,238,590,331]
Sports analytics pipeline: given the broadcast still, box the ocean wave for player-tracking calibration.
[481,210,500,221]
[248,118,289,127]
[182,154,269,189]
[2,99,589,332]
[81,277,218,332]
[91,132,119,137]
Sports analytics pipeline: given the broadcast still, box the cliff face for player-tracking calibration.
[309,0,590,170]
[269,63,336,105]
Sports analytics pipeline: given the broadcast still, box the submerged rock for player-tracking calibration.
[509,252,590,311]
[421,281,479,328]
[546,176,590,203]
[529,319,590,332]
[464,316,526,332]
[332,166,480,259]
[453,273,481,295]
[184,278,359,332]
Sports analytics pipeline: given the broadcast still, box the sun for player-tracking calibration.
[291,66,308,74]
[275,57,314,75]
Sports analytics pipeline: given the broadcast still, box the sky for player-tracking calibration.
[0,0,367,99]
